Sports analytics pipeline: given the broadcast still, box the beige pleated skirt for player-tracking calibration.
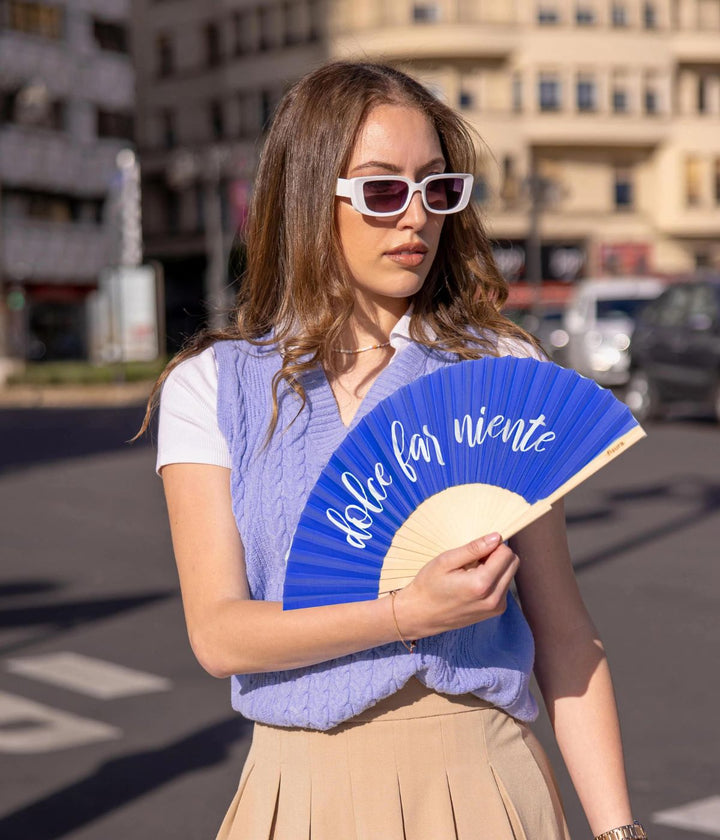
[215,678,570,840]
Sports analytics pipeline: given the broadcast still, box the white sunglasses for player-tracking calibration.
[335,173,474,217]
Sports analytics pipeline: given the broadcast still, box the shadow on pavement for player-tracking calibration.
[0,590,174,657]
[0,406,154,473]
[0,715,251,840]
[572,476,720,574]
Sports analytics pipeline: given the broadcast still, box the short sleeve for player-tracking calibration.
[495,335,548,361]
[156,346,231,473]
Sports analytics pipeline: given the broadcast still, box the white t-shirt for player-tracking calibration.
[156,313,540,473]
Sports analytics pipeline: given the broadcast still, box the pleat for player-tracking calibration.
[346,718,405,840]
[309,728,358,840]
[483,712,570,840]
[272,729,311,840]
[439,711,516,839]
[215,685,570,840]
[217,727,282,840]
[393,714,458,840]
[490,765,527,840]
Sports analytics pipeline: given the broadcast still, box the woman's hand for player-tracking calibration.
[393,533,520,640]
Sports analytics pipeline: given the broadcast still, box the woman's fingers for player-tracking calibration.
[436,532,502,572]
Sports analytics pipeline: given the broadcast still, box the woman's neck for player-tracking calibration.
[337,298,409,353]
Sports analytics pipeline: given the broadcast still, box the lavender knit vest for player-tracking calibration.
[214,338,537,731]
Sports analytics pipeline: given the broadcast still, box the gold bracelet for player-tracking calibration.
[594,820,648,840]
[389,590,417,652]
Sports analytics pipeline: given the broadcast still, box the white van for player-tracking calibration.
[563,276,666,386]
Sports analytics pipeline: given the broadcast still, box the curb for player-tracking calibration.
[0,381,154,409]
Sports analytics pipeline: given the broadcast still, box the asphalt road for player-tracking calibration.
[0,405,718,839]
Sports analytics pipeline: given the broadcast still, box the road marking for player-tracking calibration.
[0,691,120,753]
[5,652,171,699]
[654,795,720,836]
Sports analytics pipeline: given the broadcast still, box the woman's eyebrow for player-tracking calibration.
[349,157,446,175]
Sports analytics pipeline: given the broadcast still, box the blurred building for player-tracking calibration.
[132,0,720,342]
[0,0,136,361]
[131,0,328,347]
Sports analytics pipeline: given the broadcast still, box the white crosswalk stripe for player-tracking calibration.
[5,651,172,699]
[654,795,720,837]
[0,690,120,753]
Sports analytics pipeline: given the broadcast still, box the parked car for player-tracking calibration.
[625,276,720,422]
[504,306,569,364]
[563,276,667,386]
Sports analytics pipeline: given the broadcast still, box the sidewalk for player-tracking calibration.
[0,380,154,409]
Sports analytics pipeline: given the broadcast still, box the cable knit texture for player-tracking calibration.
[214,338,538,731]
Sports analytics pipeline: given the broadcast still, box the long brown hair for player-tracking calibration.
[137,61,536,437]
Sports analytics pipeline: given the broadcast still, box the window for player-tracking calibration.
[209,100,224,140]
[4,0,64,38]
[472,176,489,205]
[92,19,128,53]
[512,73,523,112]
[539,74,562,111]
[156,34,174,77]
[237,91,259,137]
[614,167,633,209]
[612,87,629,113]
[459,90,475,109]
[97,109,134,140]
[644,87,658,114]
[576,5,595,24]
[205,22,221,66]
[162,109,176,148]
[685,156,702,206]
[576,75,596,111]
[698,76,708,113]
[643,2,657,28]
[308,0,323,41]
[1,88,65,130]
[260,90,274,130]
[501,155,520,204]
[258,7,273,50]
[413,4,440,22]
[611,3,628,26]
[537,5,560,24]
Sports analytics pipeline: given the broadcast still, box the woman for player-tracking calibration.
[149,62,646,840]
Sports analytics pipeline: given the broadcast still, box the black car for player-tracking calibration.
[625,276,720,422]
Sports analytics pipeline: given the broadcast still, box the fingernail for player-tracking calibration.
[483,532,501,546]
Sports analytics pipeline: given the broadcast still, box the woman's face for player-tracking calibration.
[336,104,446,319]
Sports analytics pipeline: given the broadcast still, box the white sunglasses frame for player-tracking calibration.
[335,173,474,217]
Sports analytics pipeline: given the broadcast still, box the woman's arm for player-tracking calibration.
[512,502,634,837]
[162,462,519,678]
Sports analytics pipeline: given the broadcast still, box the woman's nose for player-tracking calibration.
[398,190,428,229]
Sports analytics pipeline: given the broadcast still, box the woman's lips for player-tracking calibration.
[385,244,428,267]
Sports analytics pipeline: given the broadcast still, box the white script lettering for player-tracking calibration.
[391,421,446,482]
[454,410,556,453]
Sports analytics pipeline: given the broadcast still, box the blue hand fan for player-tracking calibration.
[283,357,644,609]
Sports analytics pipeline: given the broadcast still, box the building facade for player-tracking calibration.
[132,0,720,342]
[0,0,136,361]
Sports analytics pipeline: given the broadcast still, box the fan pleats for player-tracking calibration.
[283,357,643,609]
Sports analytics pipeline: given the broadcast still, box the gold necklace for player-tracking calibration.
[333,341,391,355]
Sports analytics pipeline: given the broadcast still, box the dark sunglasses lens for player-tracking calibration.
[426,177,464,211]
[362,179,409,213]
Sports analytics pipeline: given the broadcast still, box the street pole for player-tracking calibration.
[526,150,543,319]
[202,149,230,331]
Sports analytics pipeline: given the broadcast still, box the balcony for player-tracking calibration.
[329,0,517,61]
[0,127,127,194]
[523,114,668,148]
[1,219,112,284]
[672,32,720,65]
[331,23,515,61]
[0,31,133,106]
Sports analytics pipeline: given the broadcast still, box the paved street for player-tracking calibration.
[0,405,718,839]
